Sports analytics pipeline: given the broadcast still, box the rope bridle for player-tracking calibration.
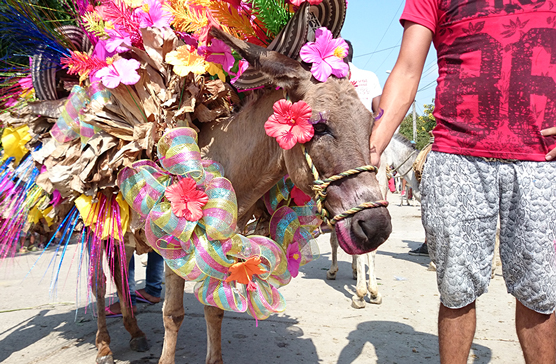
[390,150,418,178]
[301,145,388,227]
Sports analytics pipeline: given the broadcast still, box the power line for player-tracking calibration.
[418,78,437,91]
[374,39,402,74]
[354,45,401,58]
[363,0,405,69]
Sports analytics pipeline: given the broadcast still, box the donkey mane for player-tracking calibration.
[393,132,416,150]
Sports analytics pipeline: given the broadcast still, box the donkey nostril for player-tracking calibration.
[351,212,392,251]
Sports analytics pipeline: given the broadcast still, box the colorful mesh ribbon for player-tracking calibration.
[118,127,287,319]
[50,82,110,145]
[264,176,321,282]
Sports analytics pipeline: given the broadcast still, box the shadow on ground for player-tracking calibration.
[338,320,492,364]
[0,289,319,364]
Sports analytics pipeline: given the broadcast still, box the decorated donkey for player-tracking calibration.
[0,1,392,363]
[327,133,420,308]
[134,26,391,364]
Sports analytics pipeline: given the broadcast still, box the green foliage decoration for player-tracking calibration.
[245,0,292,38]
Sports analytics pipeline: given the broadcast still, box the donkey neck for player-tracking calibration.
[198,89,287,221]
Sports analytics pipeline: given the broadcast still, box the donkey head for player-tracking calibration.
[210,28,392,254]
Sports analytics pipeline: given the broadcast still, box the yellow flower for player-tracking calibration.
[1,125,31,164]
[205,62,226,82]
[166,45,206,77]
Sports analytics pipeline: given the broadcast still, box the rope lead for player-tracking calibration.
[301,145,388,226]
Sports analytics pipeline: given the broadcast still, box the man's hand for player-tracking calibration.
[370,144,382,168]
[541,128,556,161]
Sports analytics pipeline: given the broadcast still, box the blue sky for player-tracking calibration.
[341,0,438,115]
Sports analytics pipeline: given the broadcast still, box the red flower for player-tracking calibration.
[165,178,209,221]
[264,99,314,150]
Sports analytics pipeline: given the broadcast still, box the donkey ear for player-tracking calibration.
[209,27,312,91]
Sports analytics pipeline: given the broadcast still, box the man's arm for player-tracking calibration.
[370,21,433,166]
[372,95,381,115]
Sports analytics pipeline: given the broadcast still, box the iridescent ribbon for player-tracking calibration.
[118,127,287,319]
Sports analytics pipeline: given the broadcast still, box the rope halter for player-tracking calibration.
[301,145,389,227]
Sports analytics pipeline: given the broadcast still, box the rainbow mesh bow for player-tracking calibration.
[118,127,287,319]
[264,176,321,281]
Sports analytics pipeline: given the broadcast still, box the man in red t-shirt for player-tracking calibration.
[370,1,556,363]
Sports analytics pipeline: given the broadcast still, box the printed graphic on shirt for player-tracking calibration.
[422,0,556,160]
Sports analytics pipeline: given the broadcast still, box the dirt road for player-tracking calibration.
[0,193,524,363]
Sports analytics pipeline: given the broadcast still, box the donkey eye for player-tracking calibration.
[313,123,329,135]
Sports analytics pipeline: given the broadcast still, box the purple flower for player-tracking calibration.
[286,242,302,278]
[105,29,132,54]
[95,58,141,89]
[134,0,174,28]
[300,27,349,82]
[198,39,235,73]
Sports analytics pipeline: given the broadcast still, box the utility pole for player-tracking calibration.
[412,100,417,143]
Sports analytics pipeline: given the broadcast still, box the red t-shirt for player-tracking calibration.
[401,0,556,161]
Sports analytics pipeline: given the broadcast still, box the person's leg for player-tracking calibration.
[439,302,476,364]
[137,251,164,303]
[498,161,556,363]
[421,152,499,363]
[128,254,136,305]
[515,300,556,364]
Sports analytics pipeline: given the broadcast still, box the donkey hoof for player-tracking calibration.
[369,293,382,305]
[351,295,366,309]
[130,336,149,352]
[326,270,337,280]
[96,355,115,364]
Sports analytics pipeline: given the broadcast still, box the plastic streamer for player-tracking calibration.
[0,155,45,261]
[118,127,288,319]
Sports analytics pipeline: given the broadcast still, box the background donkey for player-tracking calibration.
[327,133,420,308]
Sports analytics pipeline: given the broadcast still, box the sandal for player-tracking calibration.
[105,302,137,318]
[105,305,123,318]
[136,290,159,305]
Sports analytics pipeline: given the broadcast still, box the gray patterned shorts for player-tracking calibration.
[421,151,556,314]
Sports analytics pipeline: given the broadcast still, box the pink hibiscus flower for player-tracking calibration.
[264,99,314,150]
[290,0,323,5]
[165,178,209,221]
[300,27,349,82]
[286,242,301,278]
[105,29,132,54]
[134,0,174,28]
[198,39,235,72]
[95,58,141,89]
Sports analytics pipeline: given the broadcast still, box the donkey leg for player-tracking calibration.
[94,268,114,364]
[204,305,224,364]
[351,255,367,309]
[367,251,382,304]
[326,232,339,280]
[159,267,185,364]
[112,246,148,352]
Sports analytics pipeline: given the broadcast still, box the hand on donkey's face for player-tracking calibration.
[540,127,556,161]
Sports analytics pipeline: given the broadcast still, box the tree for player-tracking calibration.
[398,101,436,150]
